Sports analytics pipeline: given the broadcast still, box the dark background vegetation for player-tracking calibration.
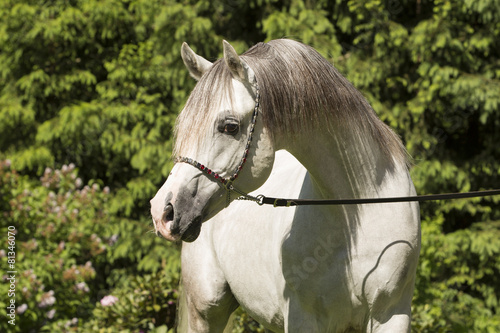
[1,0,499,331]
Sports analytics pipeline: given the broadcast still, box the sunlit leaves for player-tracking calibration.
[1,0,499,331]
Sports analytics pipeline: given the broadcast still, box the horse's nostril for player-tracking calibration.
[163,204,174,222]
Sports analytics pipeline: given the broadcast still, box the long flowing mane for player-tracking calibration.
[174,39,408,167]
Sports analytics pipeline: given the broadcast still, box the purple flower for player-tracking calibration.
[100,295,118,307]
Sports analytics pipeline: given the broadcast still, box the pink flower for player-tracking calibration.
[100,295,118,307]
[108,234,119,246]
[46,309,56,319]
[17,304,28,314]
[38,290,55,308]
[75,282,89,293]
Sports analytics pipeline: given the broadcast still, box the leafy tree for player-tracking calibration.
[1,0,499,331]
[1,0,219,218]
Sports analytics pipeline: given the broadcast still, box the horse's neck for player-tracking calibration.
[280,127,416,259]
[283,128,411,203]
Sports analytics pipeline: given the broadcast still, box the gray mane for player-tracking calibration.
[174,39,408,167]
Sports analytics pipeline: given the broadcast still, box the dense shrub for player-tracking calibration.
[413,216,500,332]
[83,273,178,332]
[0,161,180,332]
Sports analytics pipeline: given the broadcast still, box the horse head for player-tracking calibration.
[150,41,275,242]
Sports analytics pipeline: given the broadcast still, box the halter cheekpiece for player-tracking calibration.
[175,84,264,206]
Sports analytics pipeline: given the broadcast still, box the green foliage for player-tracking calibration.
[1,0,185,218]
[0,161,180,332]
[414,218,500,332]
[1,0,499,331]
[83,273,178,332]
[0,160,112,332]
[232,307,267,333]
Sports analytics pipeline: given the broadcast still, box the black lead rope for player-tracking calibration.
[173,76,500,209]
[256,189,500,207]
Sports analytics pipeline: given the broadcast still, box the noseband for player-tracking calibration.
[175,85,264,207]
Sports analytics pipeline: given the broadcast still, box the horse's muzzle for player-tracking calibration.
[152,203,180,242]
[151,200,203,242]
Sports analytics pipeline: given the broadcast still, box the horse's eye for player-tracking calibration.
[223,123,239,135]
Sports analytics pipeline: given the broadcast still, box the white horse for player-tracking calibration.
[150,39,421,332]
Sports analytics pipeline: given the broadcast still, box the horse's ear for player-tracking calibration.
[223,40,256,86]
[181,42,213,81]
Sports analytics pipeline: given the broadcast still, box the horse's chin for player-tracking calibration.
[180,217,202,242]
[156,218,202,242]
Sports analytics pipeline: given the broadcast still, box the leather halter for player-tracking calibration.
[175,86,264,206]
